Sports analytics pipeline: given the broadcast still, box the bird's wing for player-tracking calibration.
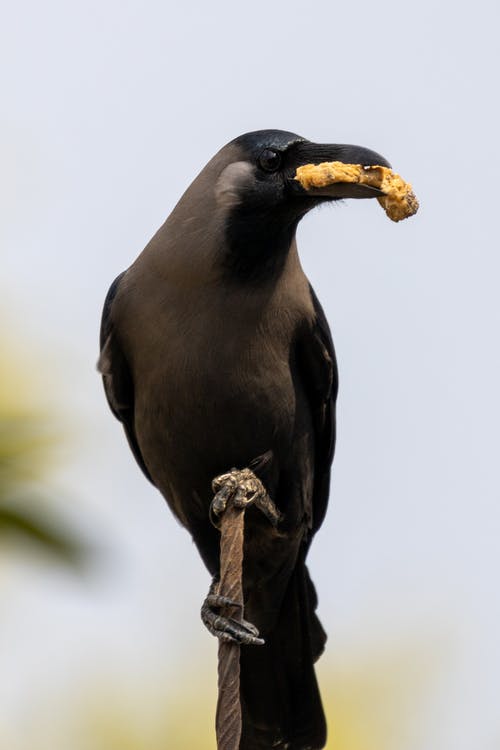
[98,272,154,484]
[298,286,338,535]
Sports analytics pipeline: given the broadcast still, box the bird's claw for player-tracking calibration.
[210,467,282,527]
[201,581,264,646]
[205,465,279,645]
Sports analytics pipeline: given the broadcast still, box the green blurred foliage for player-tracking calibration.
[0,335,85,566]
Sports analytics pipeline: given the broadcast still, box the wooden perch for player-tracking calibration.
[215,503,246,750]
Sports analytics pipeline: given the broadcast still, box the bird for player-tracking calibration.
[98,129,391,750]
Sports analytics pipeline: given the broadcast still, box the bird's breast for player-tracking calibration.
[117,267,315,524]
[132,290,306,512]
[139,319,295,458]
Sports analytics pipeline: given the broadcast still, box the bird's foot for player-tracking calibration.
[210,467,282,527]
[201,578,264,646]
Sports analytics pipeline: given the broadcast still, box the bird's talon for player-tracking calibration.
[201,580,264,646]
[239,617,261,637]
[210,466,282,526]
[205,593,243,611]
[210,482,233,517]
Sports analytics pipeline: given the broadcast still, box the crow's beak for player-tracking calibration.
[290,141,392,199]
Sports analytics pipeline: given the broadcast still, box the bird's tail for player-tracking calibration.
[239,559,327,750]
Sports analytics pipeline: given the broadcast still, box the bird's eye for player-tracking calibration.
[258,149,282,173]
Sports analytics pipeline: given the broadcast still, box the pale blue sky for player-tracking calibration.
[1,1,499,747]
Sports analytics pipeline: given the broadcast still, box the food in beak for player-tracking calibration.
[295,162,419,222]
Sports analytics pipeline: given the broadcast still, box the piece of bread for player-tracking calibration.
[295,162,419,222]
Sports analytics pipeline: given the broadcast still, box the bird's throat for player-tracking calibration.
[222,207,300,284]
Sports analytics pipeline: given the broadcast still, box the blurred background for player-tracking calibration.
[1,1,499,748]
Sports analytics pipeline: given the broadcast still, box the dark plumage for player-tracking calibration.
[98,129,390,749]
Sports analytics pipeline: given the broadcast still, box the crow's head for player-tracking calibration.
[169,129,391,281]
[222,129,390,212]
